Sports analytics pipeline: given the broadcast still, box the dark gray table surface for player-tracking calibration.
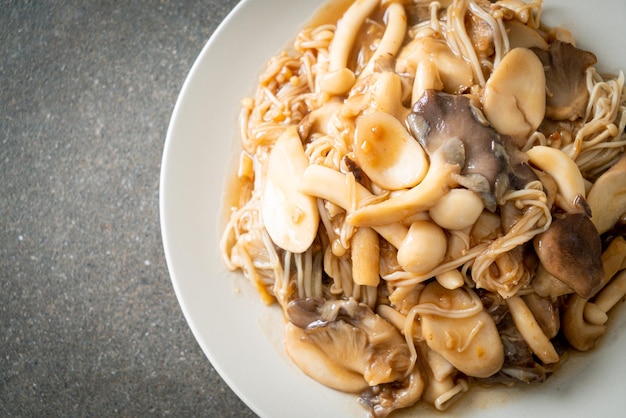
[1,1,259,416]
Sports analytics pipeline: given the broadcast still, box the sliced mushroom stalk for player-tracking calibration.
[354,111,429,190]
[482,47,546,139]
[285,298,413,389]
[419,282,504,378]
[587,153,626,234]
[261,127,319,253]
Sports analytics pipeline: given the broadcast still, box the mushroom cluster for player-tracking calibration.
[221,0,626,416]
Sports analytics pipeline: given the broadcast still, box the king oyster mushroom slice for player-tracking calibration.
[533,212,604,299]
[482,47,546,139]
[407,90,514,212]
[261,127,319,253]
[354,110,429,191]
[587,153,626,234]
[419,282,504,378]
[531,41,597,121]
[285,298,413,390]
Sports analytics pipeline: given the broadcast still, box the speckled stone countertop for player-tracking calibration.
[1,1,257,416]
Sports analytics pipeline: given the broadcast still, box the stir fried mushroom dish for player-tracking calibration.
[220,0,626,415]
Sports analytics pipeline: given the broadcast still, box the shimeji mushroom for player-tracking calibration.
[397,220,447,274]
[298,163,409,249]
[561,236,626,351]
[319,0,407,96]
[505,295,559,364]
[428,188,485,231]
[526,145,587,213]
[318,0,379,95]
[358,1,407,79]
[284,298,414,391]
[261,127,319,253]
[412,59,445,106]
[533,212,604,299]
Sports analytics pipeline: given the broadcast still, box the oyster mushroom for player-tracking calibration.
[284,298,413,391]
[532,41,597,121]
[526,145,587,212]
[407,89,513,212]
[360,367,425,418]
[533,212,603,299]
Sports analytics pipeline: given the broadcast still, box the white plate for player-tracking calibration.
[160,1,626,417]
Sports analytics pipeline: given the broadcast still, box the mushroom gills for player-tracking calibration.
[531,41,597,121]
[285,298,413,388]
[407,90,515,212]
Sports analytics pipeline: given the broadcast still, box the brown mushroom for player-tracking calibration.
[533,212,603,299]
[532,41,597,121]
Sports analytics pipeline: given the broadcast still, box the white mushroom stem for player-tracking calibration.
[299,164,408,248]
[376,304,421,341]
[564,236,626,350]
[319,0,379,95]
[348,143,464,227]
[585,269,626,325]
[412,60,443,105]
[506,295,560,364]
[360,2,407,78]
[526,145,586,212]
[351,227,381,287]
[367,71,407,120]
